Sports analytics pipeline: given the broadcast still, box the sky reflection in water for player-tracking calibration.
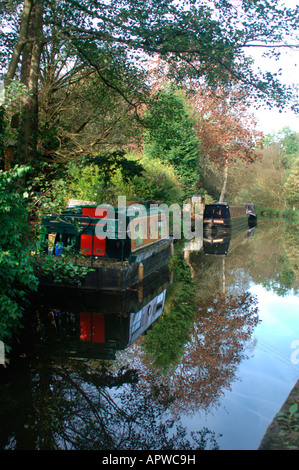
[185,283,299,450]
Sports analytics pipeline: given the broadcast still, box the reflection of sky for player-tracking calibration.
[184,283,299,450]
[250,284,299,364]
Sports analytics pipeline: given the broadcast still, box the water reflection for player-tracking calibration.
[0,262,222,450]
[1,219,298,450]
[143,250,260,417]
[34,270,169,361]
[203,226,256,256]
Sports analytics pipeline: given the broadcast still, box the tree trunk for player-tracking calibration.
[4,0,33,86]
[17,0,44,165]
[219,161,229,202]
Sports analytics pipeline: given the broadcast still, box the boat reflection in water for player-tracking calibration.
[34,266,170,360]
[184,225,256,266]
[203,226,256,256]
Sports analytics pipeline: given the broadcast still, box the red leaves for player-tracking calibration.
[191,88,264,168]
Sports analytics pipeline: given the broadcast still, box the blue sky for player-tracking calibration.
[249,0,299,134]
[251,47,299,135]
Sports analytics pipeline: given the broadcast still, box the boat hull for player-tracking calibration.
[38,238,172,292]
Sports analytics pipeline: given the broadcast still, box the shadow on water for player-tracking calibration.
[0,219,297,450]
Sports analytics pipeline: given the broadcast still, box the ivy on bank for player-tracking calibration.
[0,166,94,350]
[0,166,38,346]
[33,252,94,286]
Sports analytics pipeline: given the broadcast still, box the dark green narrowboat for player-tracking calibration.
[39,203,172,291]
[203,202,252,231]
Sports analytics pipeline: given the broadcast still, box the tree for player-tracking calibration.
[3,0,44,164]
[284,163,299,210]
[143,87,201,197]
[1,0,299,168]
[230,127,299,210]
[191,87,264,201]
[111,153,185,205]
[38,71,144,162]
[265,126,299,170]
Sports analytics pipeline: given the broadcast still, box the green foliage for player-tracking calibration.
[275,403,299,450]
[143,88,201,198]
[227,126,299,212]
[25,172,70,215]
[0,106,4,164]
[284,165,299,210]
[143,248,196,371]
[31,152,145,211]
[67,162,107,203]
[0,165,38,345]
[257,206,299,220]
[112,153,185,205]
[2,0,299,113]
[265,127,299,171]
[83,151,144,187]
[265,127,299,155]
[33,254,94,286]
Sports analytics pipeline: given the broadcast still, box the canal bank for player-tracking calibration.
[259,379,299,450]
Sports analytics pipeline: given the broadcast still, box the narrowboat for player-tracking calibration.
[245,202,258,226]
[39,203,172,291]
[203,202,249,231]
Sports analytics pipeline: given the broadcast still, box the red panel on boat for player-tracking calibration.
[80,313,91,342]
[82,207,107,218]
[80,234,106,256]
[92,314,105,343]
[80,313,105,343]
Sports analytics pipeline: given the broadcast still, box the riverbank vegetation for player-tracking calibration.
[1,0,299,347]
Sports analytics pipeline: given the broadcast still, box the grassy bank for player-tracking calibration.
[256,207,299,221]
[259,379,299,450]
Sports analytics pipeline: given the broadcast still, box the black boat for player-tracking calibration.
[203,202,257,231]
[203,202,248,231]
[245,202,258,226]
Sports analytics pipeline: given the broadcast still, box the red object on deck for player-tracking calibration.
[80,233,106,256]
[80,206,107,256]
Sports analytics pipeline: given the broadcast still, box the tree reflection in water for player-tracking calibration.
[11,359,219,450]
[140,246,260,417]
[140,291,259,417]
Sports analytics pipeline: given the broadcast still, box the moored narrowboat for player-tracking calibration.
[41,203,170,263]
[245,202,258,226]
[203,202,249,231]
[39,203,172,291]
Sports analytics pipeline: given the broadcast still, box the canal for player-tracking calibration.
[0,218,298,450]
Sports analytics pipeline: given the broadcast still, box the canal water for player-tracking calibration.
[0,218,298,450]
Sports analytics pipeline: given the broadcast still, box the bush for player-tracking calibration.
[111,153,185,205]
[0,166,38,347]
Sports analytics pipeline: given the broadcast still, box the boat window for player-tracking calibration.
[131,310,142,334]
[134,221,145,247]
[204,205,228,218]
[158,219,167,237]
